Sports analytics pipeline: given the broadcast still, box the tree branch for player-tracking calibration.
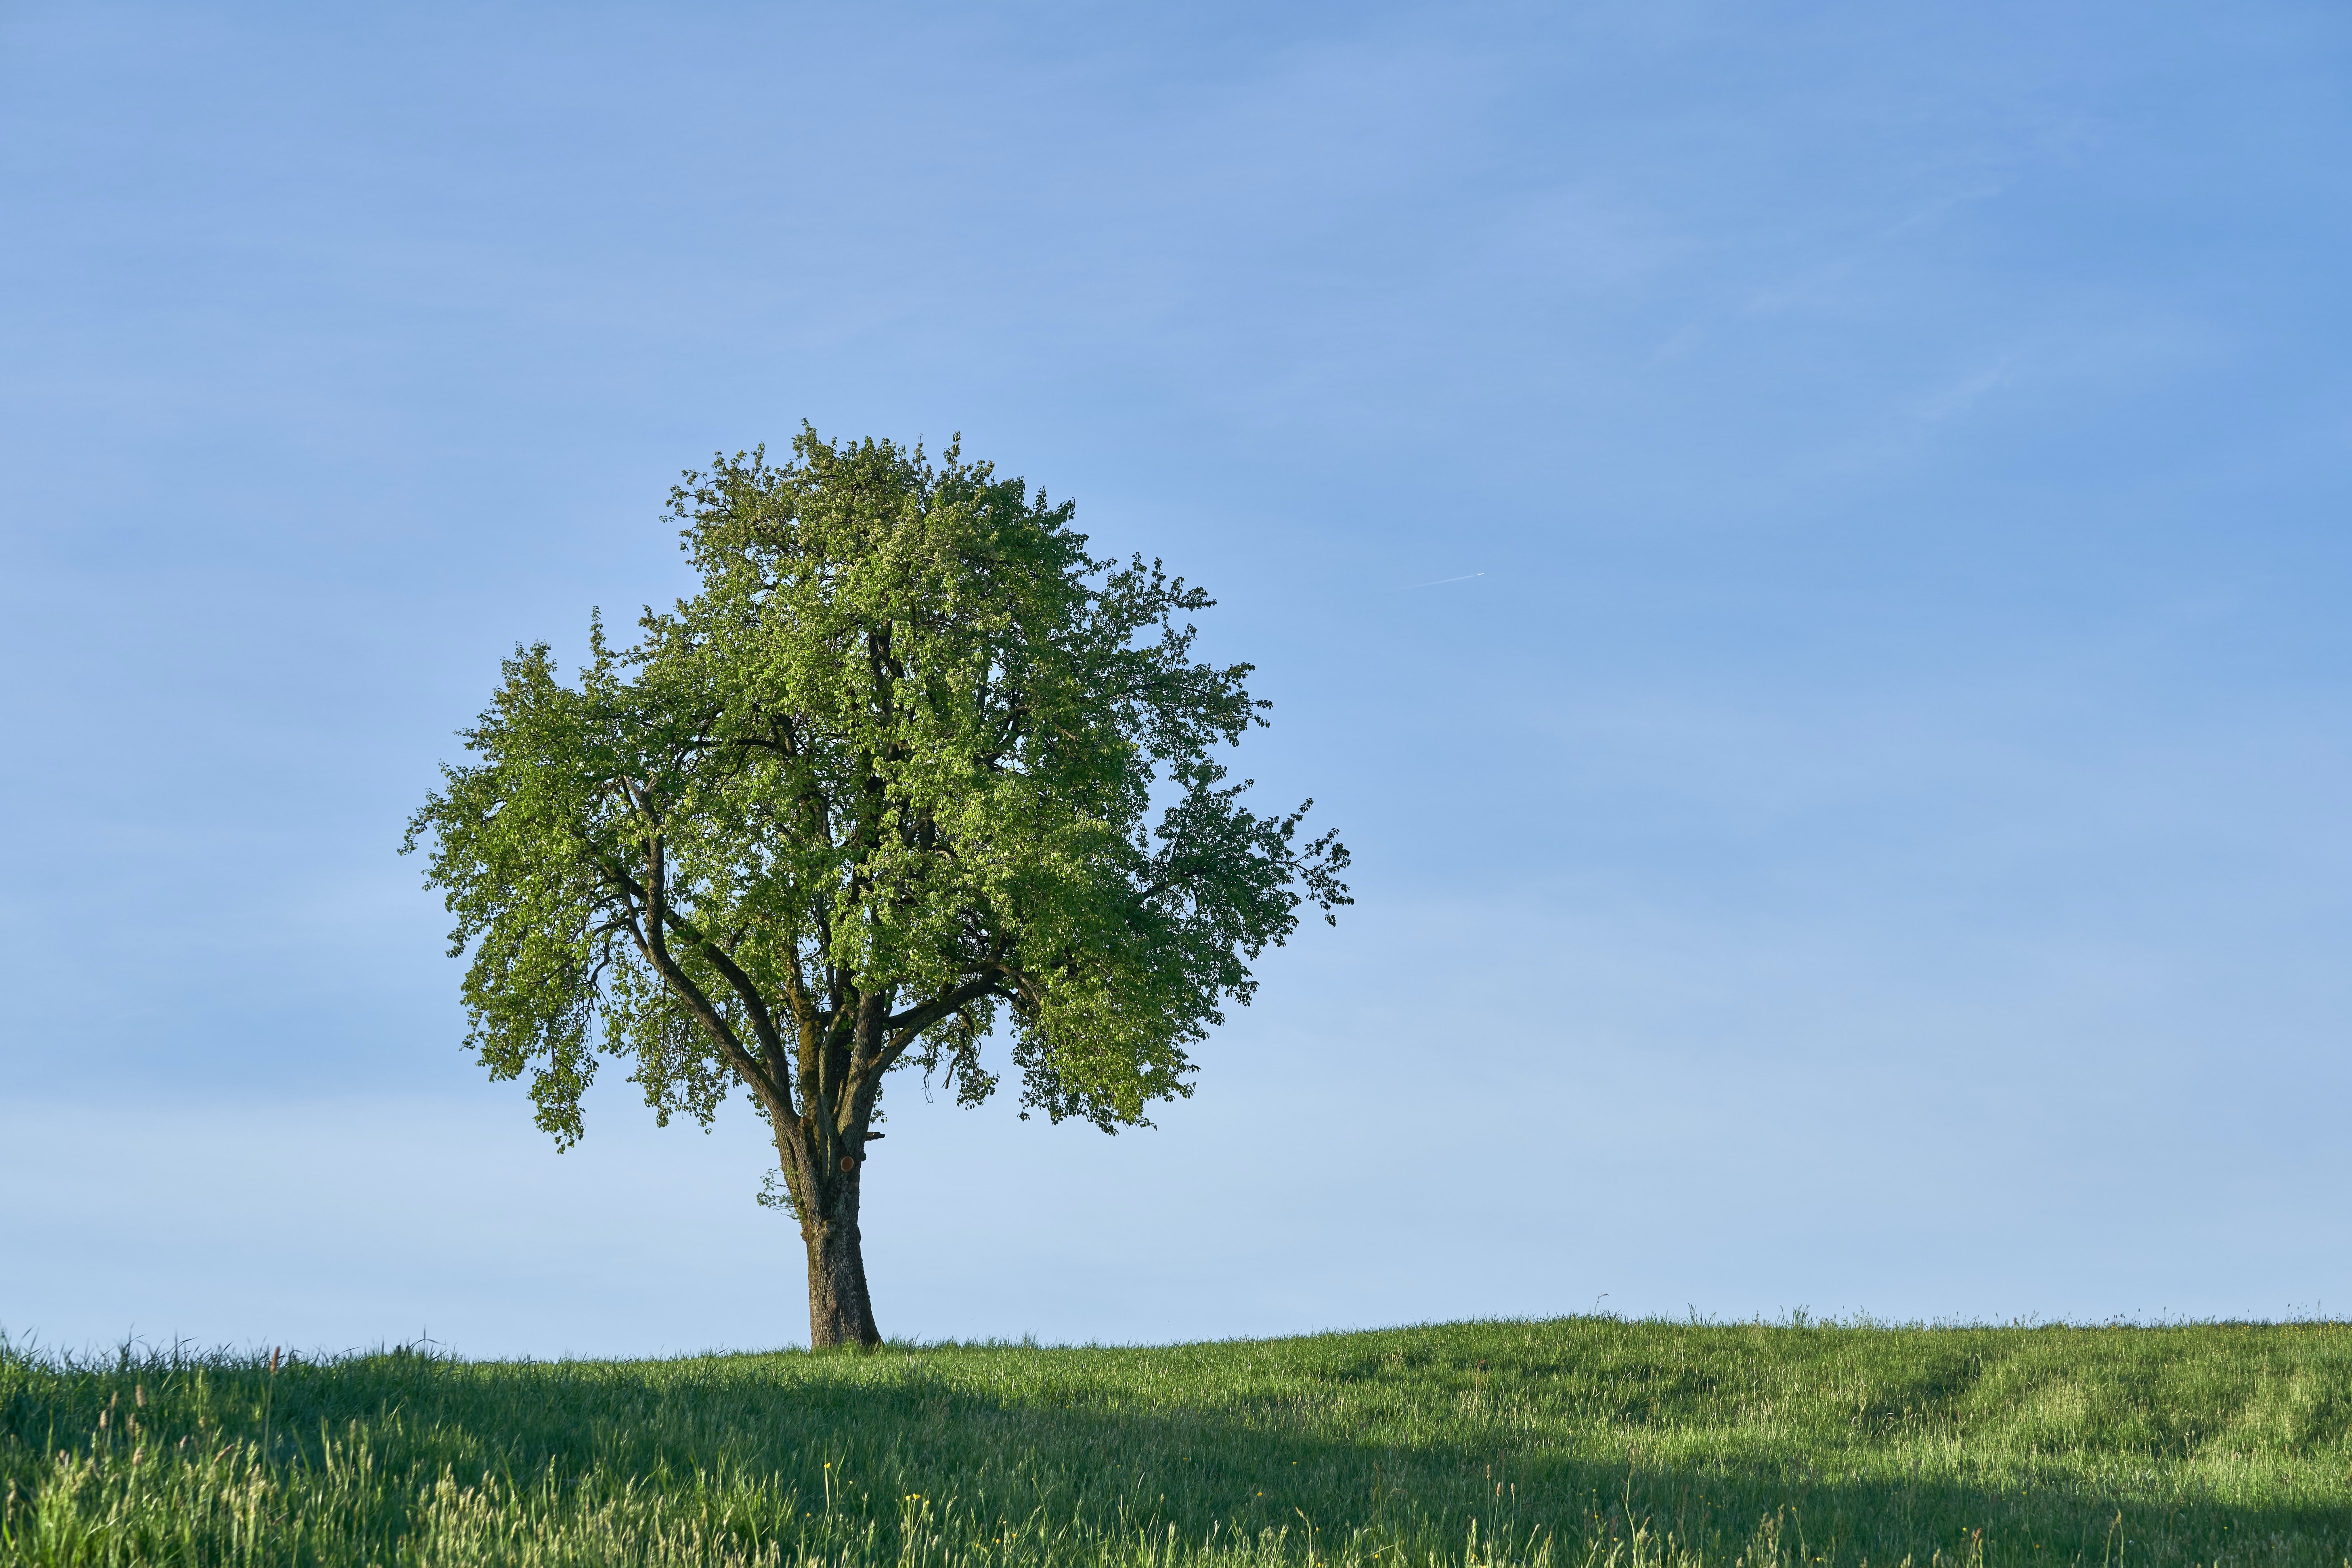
[608,838,797,1126]
[870,973,1004,1077]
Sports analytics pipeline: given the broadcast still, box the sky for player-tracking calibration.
[4,0,2350,1358]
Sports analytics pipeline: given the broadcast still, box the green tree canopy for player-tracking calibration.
[405,429,1350,1346]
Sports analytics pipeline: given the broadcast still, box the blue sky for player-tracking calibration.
[4,1,2349,1356]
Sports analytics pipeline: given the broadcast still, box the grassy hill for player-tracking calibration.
[4,1316,2348,1566]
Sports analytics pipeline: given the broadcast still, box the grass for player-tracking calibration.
[3,1316,2349,1567]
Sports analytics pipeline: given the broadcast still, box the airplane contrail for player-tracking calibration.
[1409,572,1485,588]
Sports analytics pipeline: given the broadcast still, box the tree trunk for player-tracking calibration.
[801,1161,881,1349]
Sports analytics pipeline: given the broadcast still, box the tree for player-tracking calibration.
[403,429,1350,1348]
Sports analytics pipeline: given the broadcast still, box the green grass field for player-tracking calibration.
[4,1317,2348,1567]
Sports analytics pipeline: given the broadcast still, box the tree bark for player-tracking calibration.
[799,1157,881,1349]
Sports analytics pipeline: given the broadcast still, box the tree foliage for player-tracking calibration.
[404,429,1349,1341]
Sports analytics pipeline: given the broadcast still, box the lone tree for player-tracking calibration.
[404,430,1349,1348]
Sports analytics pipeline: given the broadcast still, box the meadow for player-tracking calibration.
[3,1316,2347,1568]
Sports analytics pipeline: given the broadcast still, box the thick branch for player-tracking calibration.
[610,774,798,1083]
[617,836,796,1125]
[871,973,1007,1075]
